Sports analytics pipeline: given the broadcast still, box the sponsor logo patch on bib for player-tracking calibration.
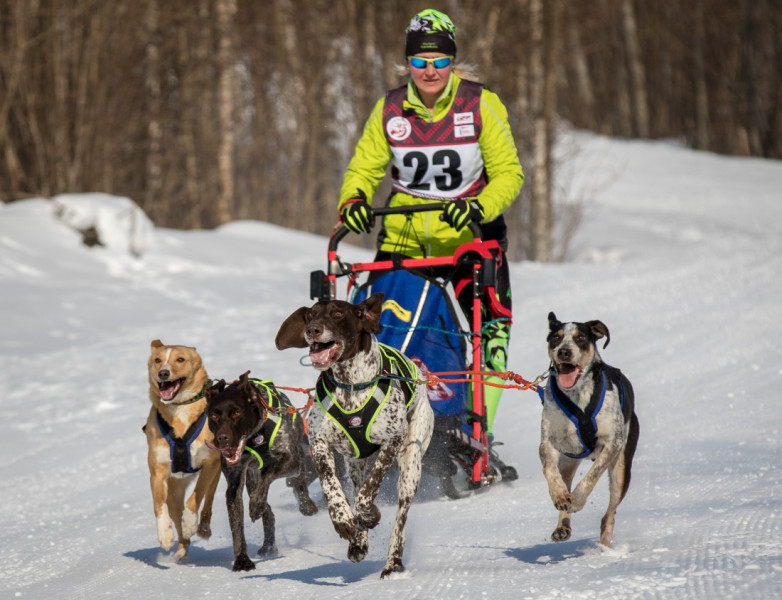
[455,124,475,138]
[387,116,412,141]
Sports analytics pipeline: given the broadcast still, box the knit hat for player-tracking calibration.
[405,9,457,57]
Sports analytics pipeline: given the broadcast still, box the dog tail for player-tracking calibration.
[620,413,640,501]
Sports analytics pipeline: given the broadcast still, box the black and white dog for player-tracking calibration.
[538,312,640,547]
[206,372,317,571]
[275,293,434,579]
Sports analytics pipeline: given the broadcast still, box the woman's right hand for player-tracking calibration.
[340,196,375,234]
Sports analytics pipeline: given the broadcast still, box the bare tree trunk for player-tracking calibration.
[565,0,593,126]
[272,0,307,229]
[215,0,237,225]
[0,0,27,197]
[529,0,551,263]
[476,6,500,79]
[144,0,162,222]
[621,0,650,138]
[693,0,710,149]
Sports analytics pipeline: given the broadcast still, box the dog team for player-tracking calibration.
[144,298,639,577]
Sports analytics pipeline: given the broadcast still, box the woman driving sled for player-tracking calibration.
[338,9,524,483]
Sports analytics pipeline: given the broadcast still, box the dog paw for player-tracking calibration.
[197,521,212,539]
[232,553,256,572]
[181,508,198,539]
[357,503,381,530]
[157,519,175,551]
[258,542,278,558]
[173,543,189,562]
[551,524,572,542]
[550,486,572,512]
[347,530,368,563]
[298,497,318,516]
[328,504,357,540]
[380,561,405,579]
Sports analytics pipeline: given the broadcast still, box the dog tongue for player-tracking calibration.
[309,346,332,368]
[557,366,579,389]
[159,382,180,400]
[310,344,339,368]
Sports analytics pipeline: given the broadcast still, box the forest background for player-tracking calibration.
[1,0,780,261]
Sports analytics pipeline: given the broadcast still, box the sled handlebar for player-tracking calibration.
[330,203,482,252]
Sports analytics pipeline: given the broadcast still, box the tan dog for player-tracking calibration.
[144,340,221,561]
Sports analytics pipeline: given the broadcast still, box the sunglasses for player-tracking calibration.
[408,56,453,70]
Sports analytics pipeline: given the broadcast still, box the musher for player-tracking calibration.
[338,8,524,479]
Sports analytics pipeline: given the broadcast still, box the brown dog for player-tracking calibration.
[206,372,317,571]
[144,340,221,561]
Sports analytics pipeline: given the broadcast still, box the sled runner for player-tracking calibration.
[310,204,513,497]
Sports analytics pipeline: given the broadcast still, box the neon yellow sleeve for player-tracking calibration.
[476,89,524,222]
[338,97,392,211]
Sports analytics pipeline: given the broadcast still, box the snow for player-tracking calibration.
[1,132,781,599]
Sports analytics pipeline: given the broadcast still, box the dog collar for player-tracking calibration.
[166,383,210,406]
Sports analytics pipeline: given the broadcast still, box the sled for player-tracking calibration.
[310,203,513,497]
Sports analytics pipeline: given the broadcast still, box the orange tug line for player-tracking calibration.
[275,368,545,406]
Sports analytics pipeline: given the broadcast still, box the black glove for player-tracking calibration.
[340,190,374,234]
[441,199,483,232]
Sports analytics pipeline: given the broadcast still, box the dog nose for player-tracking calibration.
[557,348,572,362]
[306,322,323,339]
[158,369,170,380]
[216,432,230,446]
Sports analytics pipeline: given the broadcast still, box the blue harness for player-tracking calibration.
[315,343,417,459]
[538,365,627,459]
[156,410,208,474]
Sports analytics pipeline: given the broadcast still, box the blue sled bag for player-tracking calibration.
[353,270,468,422]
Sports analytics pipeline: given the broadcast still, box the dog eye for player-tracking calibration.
[176,357,185,363]
[549,334,562,345]
[333,310,343,319]
[574,333,586,343]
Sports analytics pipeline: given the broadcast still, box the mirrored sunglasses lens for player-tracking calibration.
[433,57,452,68]
[410,57,427,69]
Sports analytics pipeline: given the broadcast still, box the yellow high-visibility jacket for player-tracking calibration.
[339,72,524,257]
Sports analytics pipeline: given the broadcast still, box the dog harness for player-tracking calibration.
[314,343,417,459]
[538,365,627,459]
[240,378,295,470]
[155,410,208,474]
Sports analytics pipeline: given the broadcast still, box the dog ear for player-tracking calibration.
[359,293,385,333]
[588,320,611,348]
[547,312,561,331]
[275,307,311,349]
[237,371,252,394]
[151,339,164,349]
[206,379,227,401]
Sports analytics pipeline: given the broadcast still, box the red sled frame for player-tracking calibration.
[310,204,512,488]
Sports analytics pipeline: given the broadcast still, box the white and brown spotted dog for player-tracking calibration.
[143,340,221,561]
[538,312,640,547]
[275,293,434,579]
